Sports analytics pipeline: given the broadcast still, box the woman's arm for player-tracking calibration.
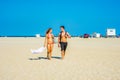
[44,34,47,47]
[52,34,54,39]
[52,34,55,43]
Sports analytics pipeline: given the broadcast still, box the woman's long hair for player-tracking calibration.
[46,28,52,34]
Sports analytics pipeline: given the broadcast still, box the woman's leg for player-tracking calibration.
[47,52,49,58]
[47,44,51,60]
[49,44,54,59]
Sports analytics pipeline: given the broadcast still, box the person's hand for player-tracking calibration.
[44,44,47,48]
[58,43,60,47]
[68,36,71,38]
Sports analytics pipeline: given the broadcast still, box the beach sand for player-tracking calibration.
[0,37,120,80]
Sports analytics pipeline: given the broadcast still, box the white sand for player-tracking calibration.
[0,37,120,80]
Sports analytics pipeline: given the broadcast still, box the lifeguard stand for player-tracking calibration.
[106,28,116,37]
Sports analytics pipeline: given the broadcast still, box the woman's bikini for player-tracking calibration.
[47,34,54,44]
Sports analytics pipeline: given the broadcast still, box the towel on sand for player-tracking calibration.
[31,47,46,54]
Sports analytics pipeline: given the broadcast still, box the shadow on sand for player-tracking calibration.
[29,57,47,60]
[29,56,61,60]
[52,56,61,59]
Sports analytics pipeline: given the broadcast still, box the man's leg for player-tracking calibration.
[64,42,68,56]
[60,42,65,59]
[61,50,65,60]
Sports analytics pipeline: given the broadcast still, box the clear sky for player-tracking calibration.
[0,0,120,36]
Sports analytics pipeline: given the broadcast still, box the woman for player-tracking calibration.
[44,28,54,60]
[58,26,71,59]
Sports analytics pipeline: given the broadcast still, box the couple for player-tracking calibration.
[44,26,71,60]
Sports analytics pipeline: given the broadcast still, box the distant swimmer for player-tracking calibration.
[44,28,54,60]
[58,26,71,60]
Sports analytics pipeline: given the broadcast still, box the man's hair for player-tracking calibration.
[60,26,65,29]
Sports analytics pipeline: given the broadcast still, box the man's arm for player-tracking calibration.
[58,33,61,47]
[67,32,71,38]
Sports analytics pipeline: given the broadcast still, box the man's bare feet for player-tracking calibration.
[61,53,65,60]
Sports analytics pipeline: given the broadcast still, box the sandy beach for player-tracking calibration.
[0,37,120,80]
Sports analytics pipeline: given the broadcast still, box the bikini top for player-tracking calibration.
[47,34,54,39]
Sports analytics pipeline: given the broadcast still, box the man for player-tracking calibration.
[58,26,71,59]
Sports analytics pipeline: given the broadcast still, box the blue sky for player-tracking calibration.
[0,0,120,36]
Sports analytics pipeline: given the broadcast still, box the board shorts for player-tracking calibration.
[60,42,68,51]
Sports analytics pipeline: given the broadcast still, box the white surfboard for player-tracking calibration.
[31,47,46,54]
